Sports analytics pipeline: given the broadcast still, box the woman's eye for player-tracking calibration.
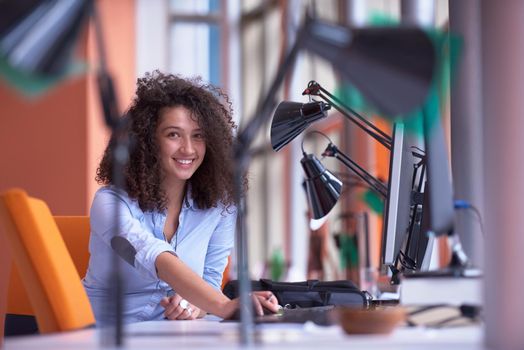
[193,133,204,140]
[167,132,179,138]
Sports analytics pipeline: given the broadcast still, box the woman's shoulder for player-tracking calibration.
[93,186,140,210]
[94,185,129,200]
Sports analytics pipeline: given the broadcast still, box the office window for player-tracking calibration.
[169,0,220,14]
[168,0,222,86]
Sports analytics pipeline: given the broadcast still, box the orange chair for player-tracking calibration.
[0,189,95,333]
[221,255,232,291]
[6,216,91,317]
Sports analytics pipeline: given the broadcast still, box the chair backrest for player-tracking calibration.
[6,216,91,316]
[54,216,91,276]
[0,189,95,333]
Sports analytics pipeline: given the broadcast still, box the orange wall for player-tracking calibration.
[0,77,89,214]
[87,0,136,211]
[0,0,135,215]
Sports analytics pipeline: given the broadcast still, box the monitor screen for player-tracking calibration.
[381,122,416,267]
[403,112,455,271]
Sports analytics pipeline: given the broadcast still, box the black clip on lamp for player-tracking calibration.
[298,130,387,221]
[300,133,343,220]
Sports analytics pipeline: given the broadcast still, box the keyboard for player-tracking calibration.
[255,305,336,326]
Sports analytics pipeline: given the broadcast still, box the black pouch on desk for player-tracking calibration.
[223,279,370,308]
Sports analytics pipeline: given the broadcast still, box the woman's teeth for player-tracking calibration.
[177,159,192,164]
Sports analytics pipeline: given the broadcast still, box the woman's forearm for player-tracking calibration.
[155,252,236,318]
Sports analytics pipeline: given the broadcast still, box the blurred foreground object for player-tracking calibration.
[0,0,92,96]
[337,306,406,334]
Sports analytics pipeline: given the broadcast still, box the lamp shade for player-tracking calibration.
[301,153,342,220]
[271,100,331,151]
[301,17,436,117]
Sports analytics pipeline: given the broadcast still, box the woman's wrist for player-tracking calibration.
[215,298,238,319]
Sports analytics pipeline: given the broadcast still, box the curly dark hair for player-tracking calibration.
[96,71,241,212]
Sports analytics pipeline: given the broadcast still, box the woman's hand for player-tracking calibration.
[221,290,282,319]
[160,294,200,320]
[251,290,281,316]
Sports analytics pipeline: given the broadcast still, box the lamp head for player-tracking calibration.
[270,100,331,152]
[301,153,342,220]
[301,17,436,117]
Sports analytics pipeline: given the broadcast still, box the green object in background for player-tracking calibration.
[403,29,462,138]
[339,234,359,270]
[334,81,368,113]
[361,189,384,215]
[270,248,285,281]
[0,57,87,97]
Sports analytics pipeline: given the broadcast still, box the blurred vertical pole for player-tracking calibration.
[481,1,524,349]
[260,0,270,277]
[224,0,243,281]
[92,5,124,347]
[345,0,366,26]
[341,0,367,284]
[400,0,440,270]
[401,0,435,27]
[286,0,308,282]
[448,1,484,267]
[226,0,242,126]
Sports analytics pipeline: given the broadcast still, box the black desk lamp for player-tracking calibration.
[301,151,343,220]
[271,100,332,152]
[299,130,387,219]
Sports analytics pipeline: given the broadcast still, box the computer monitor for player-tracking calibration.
[381,122,416,267]
[403,112,455,270]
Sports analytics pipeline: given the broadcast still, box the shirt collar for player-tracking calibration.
[183,184,196,210]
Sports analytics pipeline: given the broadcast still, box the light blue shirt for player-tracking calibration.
[82,186,236,326]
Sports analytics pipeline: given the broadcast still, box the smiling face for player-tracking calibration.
[156,106,206,188]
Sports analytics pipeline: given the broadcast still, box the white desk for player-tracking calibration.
[4,317,483,350]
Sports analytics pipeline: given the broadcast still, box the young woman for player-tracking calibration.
[82,71,278,326]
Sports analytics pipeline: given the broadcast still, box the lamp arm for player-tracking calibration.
[321,92,392,149]
[318,83,391,143]
[326,144,388,198]
[306,81,392,149]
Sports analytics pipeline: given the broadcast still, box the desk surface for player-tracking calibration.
[5,316,483,350]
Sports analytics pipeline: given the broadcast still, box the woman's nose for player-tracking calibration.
[180,137,195,153]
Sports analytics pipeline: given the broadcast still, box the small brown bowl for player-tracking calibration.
[337,306,406,335]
